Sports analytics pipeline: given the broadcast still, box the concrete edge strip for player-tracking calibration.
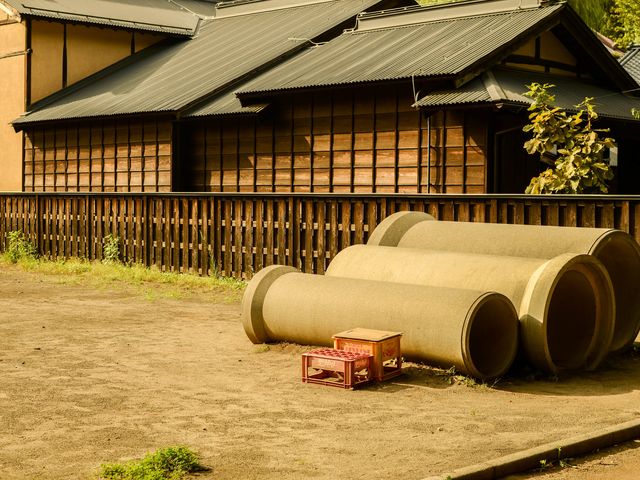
[421,418,640,480]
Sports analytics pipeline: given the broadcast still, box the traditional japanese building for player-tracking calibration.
[7,0,640,194]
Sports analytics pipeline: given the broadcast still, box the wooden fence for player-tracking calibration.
[1,193,639,279]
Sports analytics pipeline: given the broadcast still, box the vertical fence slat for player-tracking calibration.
[316,201,326,274]
[244,200,253,278]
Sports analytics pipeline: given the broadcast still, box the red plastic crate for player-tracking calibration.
[302,348,373,389]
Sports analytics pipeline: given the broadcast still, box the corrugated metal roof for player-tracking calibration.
[4,0,201,35]
[415,68,640,121]
[620,47,640,86]
[234,4,562,95]
[185,91,245,117]
[13,0,379,126]
[189,92,269,116]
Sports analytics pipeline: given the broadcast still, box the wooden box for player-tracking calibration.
[333,328,402,382]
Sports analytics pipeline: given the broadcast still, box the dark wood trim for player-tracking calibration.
[309,95,315,191]
[62,23,67,88]
[329,92,335,192]
[394,86,400,194]
[506,54,578,73]
[25,18,31,107]
[349,90,355,194]
[462,112,467,193]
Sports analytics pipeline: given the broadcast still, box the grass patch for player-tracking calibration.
[98,446,204,480]
[0,254,246,303]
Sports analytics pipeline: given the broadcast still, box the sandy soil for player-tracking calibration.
[2,265,640,480]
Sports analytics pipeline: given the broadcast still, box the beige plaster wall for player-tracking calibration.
[540,31,576,66]
[135,32,162,52]
[30,20,64,103]
[0,21,26,191]
[31,21,164,103]
[66,25,131,86]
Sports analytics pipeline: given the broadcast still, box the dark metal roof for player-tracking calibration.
[620,46,640,86]
[13,0,379,126]
[415,68,640,121]
[234,3,563,95]
[3,0,201,35]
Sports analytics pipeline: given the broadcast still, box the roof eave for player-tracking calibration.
[12,110,177,132]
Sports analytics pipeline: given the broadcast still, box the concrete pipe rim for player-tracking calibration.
[241,265,298,344]
[520,254,615,373]
[366,211,434,247]
[590,230,640,352]
[461,292,519,380]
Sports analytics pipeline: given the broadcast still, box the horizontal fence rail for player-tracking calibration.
[1,193,639,279]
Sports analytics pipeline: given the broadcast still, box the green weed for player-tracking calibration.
[254,344,271,353]
[102,234,121,264]
[3,231,37,263]
[98,446,203,480]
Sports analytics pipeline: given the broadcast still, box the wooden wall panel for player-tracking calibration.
[23,119,172,192]
[185,85,489,194]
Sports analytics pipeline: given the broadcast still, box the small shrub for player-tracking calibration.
[5,231,37,263]
[103,234,121,264]
[99,446,202,480]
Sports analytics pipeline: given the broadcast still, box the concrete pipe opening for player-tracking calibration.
[466,295,520,379]
[546,269,597,370]
[592,232,640,352]
[523,255,614,373]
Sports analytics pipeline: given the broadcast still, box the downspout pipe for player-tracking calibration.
[368,211,640,353]
[242,265,519,380]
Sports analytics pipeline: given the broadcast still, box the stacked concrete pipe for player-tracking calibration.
[368,211,640,353]
[326,246,615,373]
[242,265,519,379]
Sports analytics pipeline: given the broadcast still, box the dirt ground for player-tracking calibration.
[2,265,640,480]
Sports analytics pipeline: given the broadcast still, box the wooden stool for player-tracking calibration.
[333,328,403,381]
[302,348,373,389]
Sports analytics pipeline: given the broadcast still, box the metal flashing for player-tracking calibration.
[215,0,332,17]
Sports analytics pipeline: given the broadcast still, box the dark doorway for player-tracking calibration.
[492,112,544,193]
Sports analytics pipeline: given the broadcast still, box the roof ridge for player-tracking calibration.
[355,0,557,32]
[350,3,562,35]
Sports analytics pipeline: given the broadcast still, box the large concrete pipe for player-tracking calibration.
[326,246,615,373]
[242,265,519,379]
[368,211,640,353]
